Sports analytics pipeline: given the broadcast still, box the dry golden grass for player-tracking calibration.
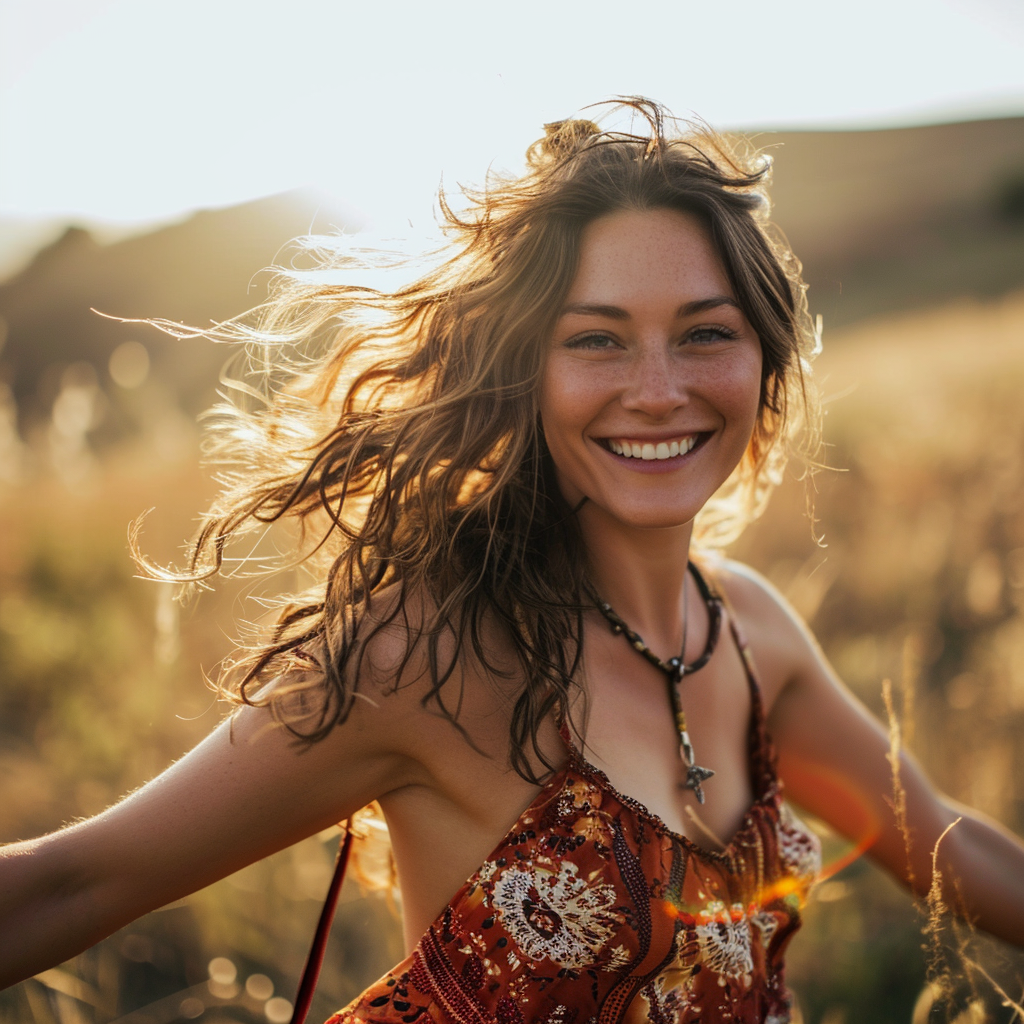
[733,291,1024,1022]
[3,293,1024,1022]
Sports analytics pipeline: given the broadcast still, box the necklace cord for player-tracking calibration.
[585,562,722,680]
[586,561,722,804]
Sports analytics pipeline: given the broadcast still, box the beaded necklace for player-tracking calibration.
[587,562,722,803]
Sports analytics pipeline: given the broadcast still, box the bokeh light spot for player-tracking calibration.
[52,385,96,437]
[179,997,205,1019]
[109,339,151,388]
[207,956,237,985]
[265,996,294,1023]
[246,974,275,1000]
[209,979,241,1000]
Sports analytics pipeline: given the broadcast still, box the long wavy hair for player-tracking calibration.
[145,98,820,783]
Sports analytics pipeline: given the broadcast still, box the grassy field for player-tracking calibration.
[736,293,1024,1023]
[2,293,1024,1023]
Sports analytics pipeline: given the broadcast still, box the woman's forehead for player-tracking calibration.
[565,208,734,310]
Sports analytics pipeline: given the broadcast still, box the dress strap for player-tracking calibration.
[289,823,353,1024]
[558,711,591,773]
[691,564,776,788]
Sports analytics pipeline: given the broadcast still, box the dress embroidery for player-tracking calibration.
[326,605,820,1024]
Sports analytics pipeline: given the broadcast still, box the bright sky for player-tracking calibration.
[1,0,1023,235]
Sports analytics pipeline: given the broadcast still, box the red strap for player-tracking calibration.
[289,825,353,1024]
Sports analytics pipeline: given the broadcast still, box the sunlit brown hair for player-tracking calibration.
[147,98,820,781]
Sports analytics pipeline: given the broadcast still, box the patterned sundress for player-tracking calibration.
[326,615,821,1024]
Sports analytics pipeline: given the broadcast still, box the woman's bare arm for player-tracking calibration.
[0,687,421,988]
[723,562,1024,947]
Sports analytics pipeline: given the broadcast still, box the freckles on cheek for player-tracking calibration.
[712,355,763,419]
[544,359,591,404]
[539,361,591,438]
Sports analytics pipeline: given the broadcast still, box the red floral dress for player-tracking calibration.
[326,620,820,1024]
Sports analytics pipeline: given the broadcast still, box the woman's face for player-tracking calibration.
[539,206,763,531]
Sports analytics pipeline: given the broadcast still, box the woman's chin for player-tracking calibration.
[580,497,700,533]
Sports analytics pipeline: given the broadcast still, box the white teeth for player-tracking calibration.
[608,436,699,460]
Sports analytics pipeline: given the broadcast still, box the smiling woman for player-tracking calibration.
[540,208,765,530]
[2,99,1024,1024]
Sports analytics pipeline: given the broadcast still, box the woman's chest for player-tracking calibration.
[575,627,759,848]
[381,614,769,948]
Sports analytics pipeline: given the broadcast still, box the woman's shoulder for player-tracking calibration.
[703,556,822,708]
[705,557,794,623]
[354,580,514,693]
[259,583,464,765]
[342,580,521,754]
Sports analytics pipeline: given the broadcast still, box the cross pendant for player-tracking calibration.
[685,763,715,804]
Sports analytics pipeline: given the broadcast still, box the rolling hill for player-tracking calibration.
[0,115,1021,442]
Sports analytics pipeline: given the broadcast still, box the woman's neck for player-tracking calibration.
[577,502,695,653]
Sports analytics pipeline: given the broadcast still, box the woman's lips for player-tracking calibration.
[594,432,711,472]
[607,435,698,460]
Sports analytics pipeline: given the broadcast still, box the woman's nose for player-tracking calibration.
[619,345,688,417]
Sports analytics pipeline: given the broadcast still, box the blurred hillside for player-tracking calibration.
[766,116,1024,325]
[0,190,357,481]
[0,116,1022,468]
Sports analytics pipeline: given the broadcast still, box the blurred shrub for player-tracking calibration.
[995,171,1024,225]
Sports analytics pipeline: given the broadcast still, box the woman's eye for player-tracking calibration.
[565,333,619,351]
[687,325,738,345]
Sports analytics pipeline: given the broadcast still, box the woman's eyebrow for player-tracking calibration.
[559,302,630,320]
[559,296,741,319]
[679,296,741,316]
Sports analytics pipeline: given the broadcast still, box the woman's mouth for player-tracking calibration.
[600,434,705,461]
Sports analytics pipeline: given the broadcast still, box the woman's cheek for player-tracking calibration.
[719,355,763,435]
